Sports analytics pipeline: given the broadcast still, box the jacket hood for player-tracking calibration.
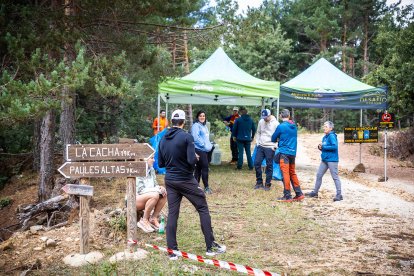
[241,114,251,121]
[165,127,183,139]
[283,120,296,129]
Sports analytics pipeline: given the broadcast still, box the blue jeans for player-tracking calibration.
[254,146,274,185]
[237,140,253,169]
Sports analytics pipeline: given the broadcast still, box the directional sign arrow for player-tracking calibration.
[61,184,94,196]
[66,143,155,162]
[58,161,148,179]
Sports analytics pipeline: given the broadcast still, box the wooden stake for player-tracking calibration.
[79,178,90,254]
[126,177,137,250]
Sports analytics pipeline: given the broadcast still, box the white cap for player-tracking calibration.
[233,107,239,111]
[171,109,186,120]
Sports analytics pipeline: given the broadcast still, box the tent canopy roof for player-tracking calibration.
[282,58,375,92]
[159,47,280,106]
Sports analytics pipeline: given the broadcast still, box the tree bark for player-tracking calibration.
[59,0,76,156]
[32,119,41,171]
[363,13,369,76]
[59,86,76,153]
[38,110,56,202]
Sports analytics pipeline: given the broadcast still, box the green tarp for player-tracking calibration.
[159,47,280,106]
[279,58,387,109]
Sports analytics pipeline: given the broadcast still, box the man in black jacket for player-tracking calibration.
[158,109,226,260]
[232,107,256,170]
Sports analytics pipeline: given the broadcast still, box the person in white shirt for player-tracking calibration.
[254,109,279,191]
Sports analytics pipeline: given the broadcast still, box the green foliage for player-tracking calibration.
[0,197,12,208]
[109,214,127,232]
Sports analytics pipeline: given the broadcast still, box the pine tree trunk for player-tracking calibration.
[342,0,348,72]
[363,14,369,76]
[32,119,41,171]
[38,110,56,202]
[59,86,76,153]
[109,97,119,138]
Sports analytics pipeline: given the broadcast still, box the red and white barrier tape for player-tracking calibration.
[143,243,282,276]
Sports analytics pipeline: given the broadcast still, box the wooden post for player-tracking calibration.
[126,177,137,250]
[79,178,90,254]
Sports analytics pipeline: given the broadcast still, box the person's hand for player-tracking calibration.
[195,153,200,161]
[232,137,236,142]
[159,186,167,197]
[318,144,322,151]
[147,156,155,167]
[223,121,229,126]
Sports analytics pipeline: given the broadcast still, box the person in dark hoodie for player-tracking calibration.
[158,109,226,260]
[232,107,256,170]
[271,109,304,202]
[306,121,343,201]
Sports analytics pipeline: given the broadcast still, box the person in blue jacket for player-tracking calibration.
[307,121,343,201]
[191,111,214,194]
[271,109,304,202]
[232,107,256,170]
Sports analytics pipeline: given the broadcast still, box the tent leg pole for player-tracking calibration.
[157,94,161,133]
[261,98,265,110]
[166,103,168,119]
[277,98,280,119]
[359,109,362,164]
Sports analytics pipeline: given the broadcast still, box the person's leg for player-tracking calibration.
[151,195,167,227]
[180,178,215,250]
[264,147,275,185]
[288,156,303,197]
[198,151,210,188]
[165,182,183,250]
[245,141,253,169]
[236,141,244,169]
[136,192,159,220]
[314,161,328,194]
[279,154,292,198]
[194,149,202,183]
[254,146,265,184]
[230,136,238,161]
[327,162,342,197]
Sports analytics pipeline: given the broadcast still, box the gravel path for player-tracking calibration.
[296,135,414,219]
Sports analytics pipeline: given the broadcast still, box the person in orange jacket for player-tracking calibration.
[152,110,169,135]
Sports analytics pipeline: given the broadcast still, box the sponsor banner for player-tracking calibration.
[275,87,387,110]
[344,126,379,143]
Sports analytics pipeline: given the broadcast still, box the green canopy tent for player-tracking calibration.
[158,47,280,112]
[278,58,387,110]
[276,57,387,170]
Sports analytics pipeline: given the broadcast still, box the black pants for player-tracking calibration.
[230,136,238,161]
[165,178,215,251]
[195,149,209,188]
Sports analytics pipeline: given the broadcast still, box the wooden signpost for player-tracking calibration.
[59,142,154,254]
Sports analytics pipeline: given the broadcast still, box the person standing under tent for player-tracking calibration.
[191,111,214,195]
[306,121,343,201]
[158,109,226,260]
[254,109,279,191]
[271,109,304,202]
[223,107,240,164]
[232,107,256,170]
[152,110,169,135]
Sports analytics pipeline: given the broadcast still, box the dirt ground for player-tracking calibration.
[0,132,413,274]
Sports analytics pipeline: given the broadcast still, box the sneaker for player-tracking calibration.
[137,219,154,233]
[149,217,160,230]
[333,195,343,202]
[168,253,178,261]
[254,184,264,190]
[204,187,213,194]
[206,241,226,256]
[293,194,305,201]
[229,160,237,165]
[263,184,271,191]
[306,191,318,198]
[276,196,293,203]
